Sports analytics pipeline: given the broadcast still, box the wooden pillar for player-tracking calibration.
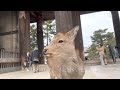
[36,15,44,64]
[25,12,30,52]
[72,11,84,61]
[111,11,120,46]
[55,11,73,32]
[18,11,30,64]
[55,11,84,61]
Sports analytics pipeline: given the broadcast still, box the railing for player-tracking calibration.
[0,49,19,59]
[0,49,21,74]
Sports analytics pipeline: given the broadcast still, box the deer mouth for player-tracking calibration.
[43,52,52,57]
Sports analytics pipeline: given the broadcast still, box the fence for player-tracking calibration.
[0,49,21,74]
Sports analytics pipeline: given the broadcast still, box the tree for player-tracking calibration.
[43,20,56,46]
[91,29,108,46]
[88,29,116,60]
[30,24,37,50]
[30,20,56,50]
[87,43,99,60]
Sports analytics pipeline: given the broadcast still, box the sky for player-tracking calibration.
[80,11,120,48]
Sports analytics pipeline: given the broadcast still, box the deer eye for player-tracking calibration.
[58,40,64,43]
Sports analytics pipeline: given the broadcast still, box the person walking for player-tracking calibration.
[30,47,41,73]
[96,44,107,65]
[107,44,116,64]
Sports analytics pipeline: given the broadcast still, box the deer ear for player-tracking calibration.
[66,25,79,40]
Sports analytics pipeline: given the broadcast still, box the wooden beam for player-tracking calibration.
[0,30,18,36]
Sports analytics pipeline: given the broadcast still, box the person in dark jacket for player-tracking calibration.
[115,44,120,58]
[30,47,41,73]
[107,44,116,64]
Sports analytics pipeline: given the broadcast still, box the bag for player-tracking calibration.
[33,58,39,62]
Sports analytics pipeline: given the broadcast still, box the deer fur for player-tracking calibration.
[43,26,85,79]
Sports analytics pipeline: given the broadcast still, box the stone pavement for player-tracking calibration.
[84,64,120,79]
[0,70,50,79]
[0,64,120,79]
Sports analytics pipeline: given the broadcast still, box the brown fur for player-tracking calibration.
[43,26,85,79]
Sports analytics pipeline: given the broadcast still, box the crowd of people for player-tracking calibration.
[96,43,120,65]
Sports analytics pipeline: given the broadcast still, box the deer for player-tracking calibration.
[43,26,85,79]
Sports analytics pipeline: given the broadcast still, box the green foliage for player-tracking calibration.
[88,28,116,60]
[43,20,56,46]
[87,43,99,60]
[30,20,56,50]
[30,24,37,50]
[91,29,107,46]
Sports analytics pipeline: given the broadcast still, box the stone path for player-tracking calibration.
[0,70,50,79]
[0,64,120,79]
[84,64,120,79]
